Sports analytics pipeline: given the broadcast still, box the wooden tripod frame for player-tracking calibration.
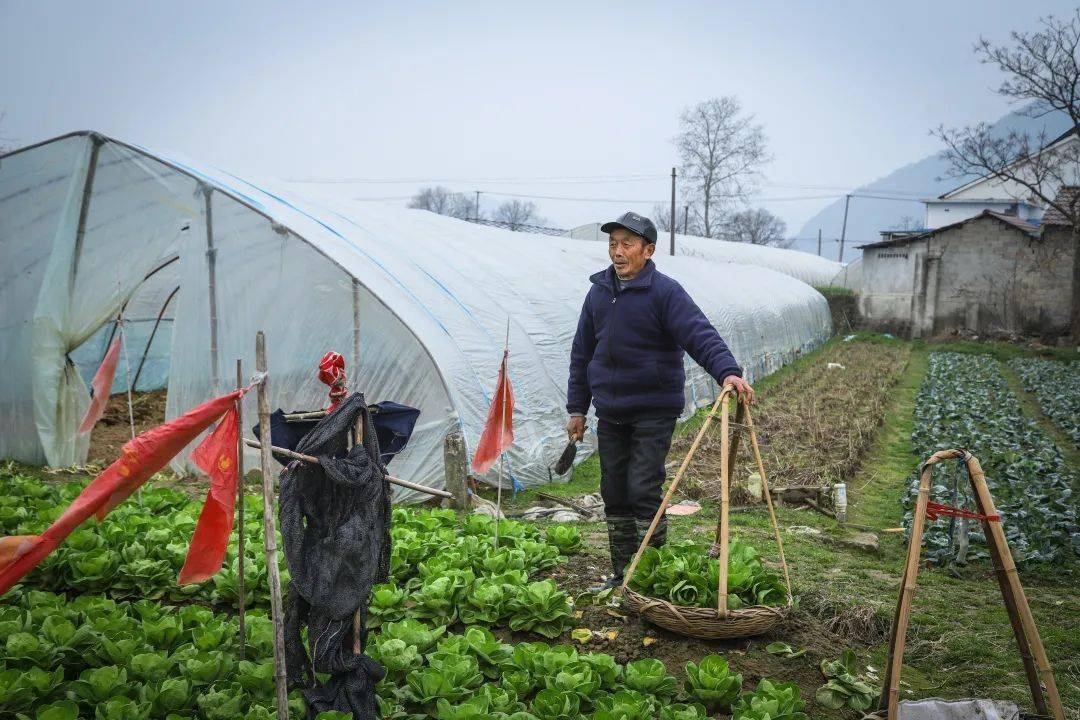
[880,449,1064,720]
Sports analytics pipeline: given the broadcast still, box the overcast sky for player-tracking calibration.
[2,1,1076,234]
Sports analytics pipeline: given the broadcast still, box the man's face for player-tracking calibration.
[608,227,655,279]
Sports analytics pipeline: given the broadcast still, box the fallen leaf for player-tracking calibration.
[571,628,592,644]
[604,630,619,641]
[573,610,584,619]
[642,637,657,646]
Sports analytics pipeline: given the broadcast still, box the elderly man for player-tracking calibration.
[566,211,755,590]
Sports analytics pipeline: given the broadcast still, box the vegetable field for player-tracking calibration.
[3,336,1078,719]
[1010,358,1080,446]
[907,352,1078,564]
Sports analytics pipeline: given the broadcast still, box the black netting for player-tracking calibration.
[278,393,392,719]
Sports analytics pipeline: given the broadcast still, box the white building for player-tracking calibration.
[921,127,1079,229]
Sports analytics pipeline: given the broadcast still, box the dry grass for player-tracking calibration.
[672,342,911,499]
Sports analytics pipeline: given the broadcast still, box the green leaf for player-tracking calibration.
[765,641,806,659]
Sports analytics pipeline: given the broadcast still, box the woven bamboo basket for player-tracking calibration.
[618,388,793,640]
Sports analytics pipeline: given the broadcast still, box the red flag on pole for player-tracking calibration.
[178,406,240,585]
[471,349,514,474]
[77,336,122,435]
[0,390,240,596]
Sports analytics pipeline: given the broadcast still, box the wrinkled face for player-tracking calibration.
[608,227,654,279]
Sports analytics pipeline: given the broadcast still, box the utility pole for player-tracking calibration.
[838,194,851,263]
[670,167,676,256]
[683,204,689,234]
[474,190,481,221]
[817,229,822,257]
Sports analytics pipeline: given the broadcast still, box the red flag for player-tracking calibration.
[472,350,514,474]
[178,406,240,585]
[0,390,240,596]
[77,336,122,435]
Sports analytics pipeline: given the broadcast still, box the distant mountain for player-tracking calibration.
[795,106,1073,262]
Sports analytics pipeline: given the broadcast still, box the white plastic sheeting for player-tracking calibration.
[569,222,844,287]
[1,133,832,499]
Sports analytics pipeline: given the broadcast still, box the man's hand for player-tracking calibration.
[723,375,756,405]
[566,415,586,442]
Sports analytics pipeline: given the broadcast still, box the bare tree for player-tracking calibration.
[407,185,477,219]
[492,199,538,230]
[723,207,791,247]
[674,97,769,238]
[895,215,925,231]
[934,10,1080,334]
[653,201,702,236]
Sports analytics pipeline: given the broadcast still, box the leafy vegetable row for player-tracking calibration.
[0,589,810,720]
[0,473,583,638]
[626,540,787,609]
[1010,357,1080,446]
[908,353,1078,564]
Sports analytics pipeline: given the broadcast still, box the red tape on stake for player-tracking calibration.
[925,501,999,523]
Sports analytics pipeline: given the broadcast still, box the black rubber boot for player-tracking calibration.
[590,515,638,592]
[636,516,668,549]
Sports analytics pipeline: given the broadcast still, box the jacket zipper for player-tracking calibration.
[608,280,619,416]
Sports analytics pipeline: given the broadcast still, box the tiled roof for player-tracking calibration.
[1042,186,1080,226]
[859,209,1039,249]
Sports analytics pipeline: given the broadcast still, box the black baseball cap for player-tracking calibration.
[601,211,658,244]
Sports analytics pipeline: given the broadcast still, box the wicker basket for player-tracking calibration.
[618,389,794,640]
[621,587,789,639]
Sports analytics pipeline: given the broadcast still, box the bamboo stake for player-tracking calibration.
[241,438,452,499]
[255,333,289,720]
[282,410,328,422]
[882,452,941,719]
[619,390,730,596]
[717,393,731,615]
[966,453,1064,720]
[235,359,246,660]
[713,399,745,552]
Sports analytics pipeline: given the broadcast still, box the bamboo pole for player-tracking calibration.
[235,359,246,660]
[966,453,1063,720]
[744,407,792,602]
[282,410,329,422]
[241,438,452,499]
[713,399,745,552]
[255,333,289,720]
[619,390,730,596]
[717,393,731,615]
[883,452,938,719]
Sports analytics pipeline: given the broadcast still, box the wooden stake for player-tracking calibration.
[717,393,731,615]
[882,453,934,719]
[966,453,1064,720]
[235,359,246,660]
[255,332,289,720]
[352,413,365,655]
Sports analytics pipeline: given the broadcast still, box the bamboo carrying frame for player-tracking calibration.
[878,449,1064,720]
[618,388,794,639]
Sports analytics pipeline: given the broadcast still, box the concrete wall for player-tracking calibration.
[860,215,1075,337]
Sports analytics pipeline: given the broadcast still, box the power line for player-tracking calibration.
[291,173,668,185]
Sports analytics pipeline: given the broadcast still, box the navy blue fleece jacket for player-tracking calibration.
[566,259,742,422]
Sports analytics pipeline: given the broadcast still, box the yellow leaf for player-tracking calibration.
[642,637,657,646]
[571,628,592,644]
[604,630,619,641]
[573,610,584,619]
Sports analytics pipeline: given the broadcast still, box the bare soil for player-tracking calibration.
[671,341,910,498]
[87,389,168,465]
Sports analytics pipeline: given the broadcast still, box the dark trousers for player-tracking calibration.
[597,416,677,520]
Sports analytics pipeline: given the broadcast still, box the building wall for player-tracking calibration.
[858,243,924,336]
[860,215,1075,337]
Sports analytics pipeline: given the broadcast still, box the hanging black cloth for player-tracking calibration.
[277,392,392,719]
